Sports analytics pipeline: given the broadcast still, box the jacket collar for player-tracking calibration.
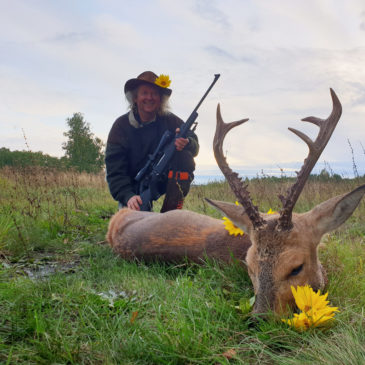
[128,110,156,129]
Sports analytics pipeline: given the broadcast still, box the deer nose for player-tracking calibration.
[252,292,274,315]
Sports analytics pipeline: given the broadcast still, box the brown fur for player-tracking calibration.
[107,208,251,263]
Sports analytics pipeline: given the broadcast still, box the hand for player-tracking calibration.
[127,195,142,210]
[175,128,189,151]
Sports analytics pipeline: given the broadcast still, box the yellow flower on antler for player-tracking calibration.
[223,217,244,236]
[282,285,339,331]
[155,74,171,88]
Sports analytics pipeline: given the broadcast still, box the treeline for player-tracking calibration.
[0,148,67,169]
[1,113,105,174]
[248,169,349,182]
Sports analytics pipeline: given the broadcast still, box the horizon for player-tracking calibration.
[2,144,363,183]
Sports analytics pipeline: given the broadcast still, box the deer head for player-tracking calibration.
[206,90,365,314]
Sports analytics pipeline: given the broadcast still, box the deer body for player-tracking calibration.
[107,208,251,263]
[106,88,365,315]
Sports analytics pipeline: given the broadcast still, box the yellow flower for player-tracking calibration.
[291,285,330,313]
[267,208,277,214]
[283,285,339,331]
[222,217,244,236]
[283,309,337,330]
[283,311,311,329]
[155,74,171,88]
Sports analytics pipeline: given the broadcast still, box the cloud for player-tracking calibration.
[49,31,92,43]
[360,10,365,31]
[204,46,237,61]
[192,0,230,29]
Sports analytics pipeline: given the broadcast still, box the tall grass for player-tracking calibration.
[0,167,364,364]
[0,166,115,256]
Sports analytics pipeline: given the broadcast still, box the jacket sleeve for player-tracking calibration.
[105,119,136,205]
[186,130,199,157]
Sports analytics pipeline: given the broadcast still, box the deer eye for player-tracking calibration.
[290,264,303,276]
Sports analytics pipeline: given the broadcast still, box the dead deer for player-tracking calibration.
[107,89,365,314]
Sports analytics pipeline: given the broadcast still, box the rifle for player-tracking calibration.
[135,74,221,211]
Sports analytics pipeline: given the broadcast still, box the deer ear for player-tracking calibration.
[307,184,365,236]
[205,198,254,233]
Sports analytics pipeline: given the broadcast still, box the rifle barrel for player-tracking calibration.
[193,74,220,112]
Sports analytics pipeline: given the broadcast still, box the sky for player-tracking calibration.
[1,0,365,179]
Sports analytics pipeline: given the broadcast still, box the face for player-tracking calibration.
[245,218,325,315]
[135,84,162,120]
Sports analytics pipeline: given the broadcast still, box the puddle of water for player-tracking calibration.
[23,262,79,280]
[3,257,80,280]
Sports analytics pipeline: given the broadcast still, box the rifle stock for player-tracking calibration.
[136,74,221,211]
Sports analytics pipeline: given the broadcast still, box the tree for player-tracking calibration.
[62,113,105,173]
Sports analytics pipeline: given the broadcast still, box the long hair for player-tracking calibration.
[125,87,170,116]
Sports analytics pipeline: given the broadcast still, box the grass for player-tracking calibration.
[1,167,365,364]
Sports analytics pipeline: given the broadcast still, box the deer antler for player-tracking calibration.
[214,104,267,229]
[277,89,342,231]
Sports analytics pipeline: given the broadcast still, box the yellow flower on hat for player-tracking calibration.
[155,74,171,88]
[282,285,339,331]
[223,217,244,236]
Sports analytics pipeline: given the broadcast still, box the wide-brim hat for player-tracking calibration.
[124,71,172,97]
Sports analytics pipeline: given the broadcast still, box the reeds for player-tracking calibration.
[188,175,364,218]
[0,166,115,255]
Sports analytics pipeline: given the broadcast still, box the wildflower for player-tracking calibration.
[284,309,338,330]
[267,208,278,214]
[222,217,244,236]
[155,74,171,88]
[291,285,333,314]
[283,285,339,331]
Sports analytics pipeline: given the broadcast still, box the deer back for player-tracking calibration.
[107,208,251,263]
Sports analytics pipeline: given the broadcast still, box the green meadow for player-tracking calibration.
[1,167,364,364]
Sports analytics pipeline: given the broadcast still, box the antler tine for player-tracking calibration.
[215,104,266,229]
[278,89,342,231]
